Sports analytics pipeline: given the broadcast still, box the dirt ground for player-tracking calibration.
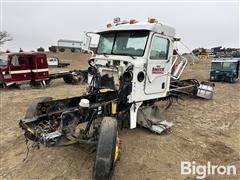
[0,52,239,180]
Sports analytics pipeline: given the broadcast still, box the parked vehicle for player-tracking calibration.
[210,58,240,83]
[0,52,87,88]
[47,57,70,67]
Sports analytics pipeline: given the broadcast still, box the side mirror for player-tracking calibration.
[83,32,92,52]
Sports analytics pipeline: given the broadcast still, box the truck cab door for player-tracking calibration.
[32,54,49,80]
[9,55,31,82]
[144,34,172,96]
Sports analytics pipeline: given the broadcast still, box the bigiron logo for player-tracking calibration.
[181,161,237,179]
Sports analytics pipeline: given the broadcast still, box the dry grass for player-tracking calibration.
[0,52,239,180]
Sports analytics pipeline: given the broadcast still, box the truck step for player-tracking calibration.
[137,105,173,134]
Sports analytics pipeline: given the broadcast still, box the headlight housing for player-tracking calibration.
[122,71,133,82]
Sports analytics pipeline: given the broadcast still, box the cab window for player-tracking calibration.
[222,62,237,71]
[97,32,115,54]
[150,36,169,60]
[11,56,25,66]
[211,62,222,70]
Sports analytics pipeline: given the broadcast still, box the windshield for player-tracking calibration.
[97,30,149,57]
[222,62,237,70]
[211,62,222,70]
[0,54,8,66]
[211,61,237,71]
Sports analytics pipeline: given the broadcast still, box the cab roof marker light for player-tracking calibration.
[148,18,157,23]
[107,23,112,28]
[129,19,137,24]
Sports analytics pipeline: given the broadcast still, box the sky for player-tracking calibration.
[0,1,239,53]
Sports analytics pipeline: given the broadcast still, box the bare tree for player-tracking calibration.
[0,31,13,45]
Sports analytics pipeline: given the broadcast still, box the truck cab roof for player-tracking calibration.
[97,21,176,38]
[6,52,46,57]
[212,58,240,63]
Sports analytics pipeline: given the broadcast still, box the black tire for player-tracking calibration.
[73,73,86,84]
[71,48,75,53]
[230,77,236,83]
[0,83,6,88]
[63,74,73,84]
[93,117,118,180]
[25,97,53,119]
[63,73,85,84]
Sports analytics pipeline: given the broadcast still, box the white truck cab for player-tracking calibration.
[88,18,177,100]
[85,18,182,129]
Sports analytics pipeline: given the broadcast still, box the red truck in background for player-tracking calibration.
[0,52,87,88]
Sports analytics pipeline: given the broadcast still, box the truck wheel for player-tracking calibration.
[0,83,6,88]
[92,117,118,180]
[230,77,236,83]
[25,97,53,118]
[72,73,85,84]
[63,74,73,84]
[63,73,85,84]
